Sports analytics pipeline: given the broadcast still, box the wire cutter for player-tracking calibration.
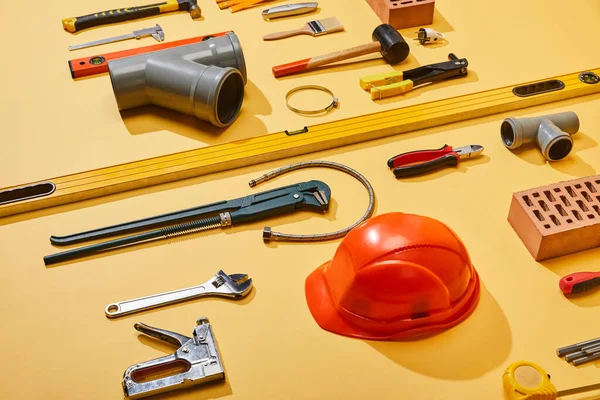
[360,53,469,100]
[387,144,484,178]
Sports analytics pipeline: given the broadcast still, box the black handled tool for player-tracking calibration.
[360,53,469,99]
[62,0,201,33]
[388,144,484,178]
[44,180,331,265]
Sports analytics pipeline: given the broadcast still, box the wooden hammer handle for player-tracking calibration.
[272,41,382,78]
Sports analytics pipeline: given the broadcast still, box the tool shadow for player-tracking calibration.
[366,283,512,379]
[508,131,598,177]
[121,80,272,145]
[136,335,233,400]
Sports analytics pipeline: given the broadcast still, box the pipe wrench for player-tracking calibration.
[44,180,331,265]
[123,318,224,399]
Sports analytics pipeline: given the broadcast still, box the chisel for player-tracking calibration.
[68,25,164,51]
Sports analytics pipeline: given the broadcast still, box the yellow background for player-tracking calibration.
[1,0,600,399]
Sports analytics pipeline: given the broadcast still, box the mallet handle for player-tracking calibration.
[273,41,382,78]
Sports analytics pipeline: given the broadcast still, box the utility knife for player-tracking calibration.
[262,2,319,20]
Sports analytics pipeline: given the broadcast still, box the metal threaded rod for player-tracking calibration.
[44,215,227,266]
[162,216,222,238]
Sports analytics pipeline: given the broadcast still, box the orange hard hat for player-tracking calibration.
[305,212,480,340]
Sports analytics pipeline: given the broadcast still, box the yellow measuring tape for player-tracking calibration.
[503,360,600,399]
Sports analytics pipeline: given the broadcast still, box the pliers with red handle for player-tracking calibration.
[387,144,484,178]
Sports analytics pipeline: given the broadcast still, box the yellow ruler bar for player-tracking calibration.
[1,69,599,217]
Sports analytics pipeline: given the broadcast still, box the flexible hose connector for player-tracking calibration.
[249,161,376,242]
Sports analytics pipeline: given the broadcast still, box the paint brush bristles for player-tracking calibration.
[263,17,345,41]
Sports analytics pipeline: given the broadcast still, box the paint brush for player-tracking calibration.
[263,17,344,41]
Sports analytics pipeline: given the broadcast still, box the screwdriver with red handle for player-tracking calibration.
[560,272,600,295]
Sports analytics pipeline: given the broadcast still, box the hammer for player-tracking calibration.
[272,24,409,78]
[62,0,201,33]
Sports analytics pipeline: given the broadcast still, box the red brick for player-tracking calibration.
[508,176,600,260]
[365,0,435,29]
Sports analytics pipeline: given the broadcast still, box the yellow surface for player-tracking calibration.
[2,1,600,399]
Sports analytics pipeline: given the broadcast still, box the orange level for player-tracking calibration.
[68,31,229,79]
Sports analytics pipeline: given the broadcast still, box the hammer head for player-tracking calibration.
[372,24,409,65]
[178,0,202,18]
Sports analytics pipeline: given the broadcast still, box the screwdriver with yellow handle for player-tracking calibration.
[503,361,600,399]
[359,53,468,100]
[62,0,201,33]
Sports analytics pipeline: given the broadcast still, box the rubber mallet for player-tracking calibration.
[272,24,409,78]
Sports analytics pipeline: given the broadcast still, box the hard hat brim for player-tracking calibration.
[305,261,481,341]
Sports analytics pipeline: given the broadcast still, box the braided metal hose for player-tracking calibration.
[249,161,376,242]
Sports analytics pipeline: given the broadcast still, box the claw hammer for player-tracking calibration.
[62,0,201,33]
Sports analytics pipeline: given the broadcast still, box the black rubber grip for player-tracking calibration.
[73,4,164,31]
[393,154,459,178]
[572,277,600,294]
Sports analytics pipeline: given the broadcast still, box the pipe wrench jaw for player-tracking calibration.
[122,318,225,399]
[298,180,331,213]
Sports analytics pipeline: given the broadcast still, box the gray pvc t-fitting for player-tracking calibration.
[108,32,247,128]
[500,112,579,161]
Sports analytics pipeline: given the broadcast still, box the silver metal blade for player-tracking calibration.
[68,25,164,51]
[69,33,136,51]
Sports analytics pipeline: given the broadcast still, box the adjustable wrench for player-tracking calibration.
[106,270,252,318]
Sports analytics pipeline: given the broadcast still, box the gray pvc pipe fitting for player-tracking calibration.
[108,32,247,128]
[500,112,579,161]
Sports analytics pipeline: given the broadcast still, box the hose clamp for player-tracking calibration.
[285,85,339,115]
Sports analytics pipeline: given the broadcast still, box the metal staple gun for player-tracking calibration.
[123,318,224,399]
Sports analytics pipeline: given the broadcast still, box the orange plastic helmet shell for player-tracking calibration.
[305,212,480,340]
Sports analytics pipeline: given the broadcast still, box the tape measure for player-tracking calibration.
[503,361,600,399]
